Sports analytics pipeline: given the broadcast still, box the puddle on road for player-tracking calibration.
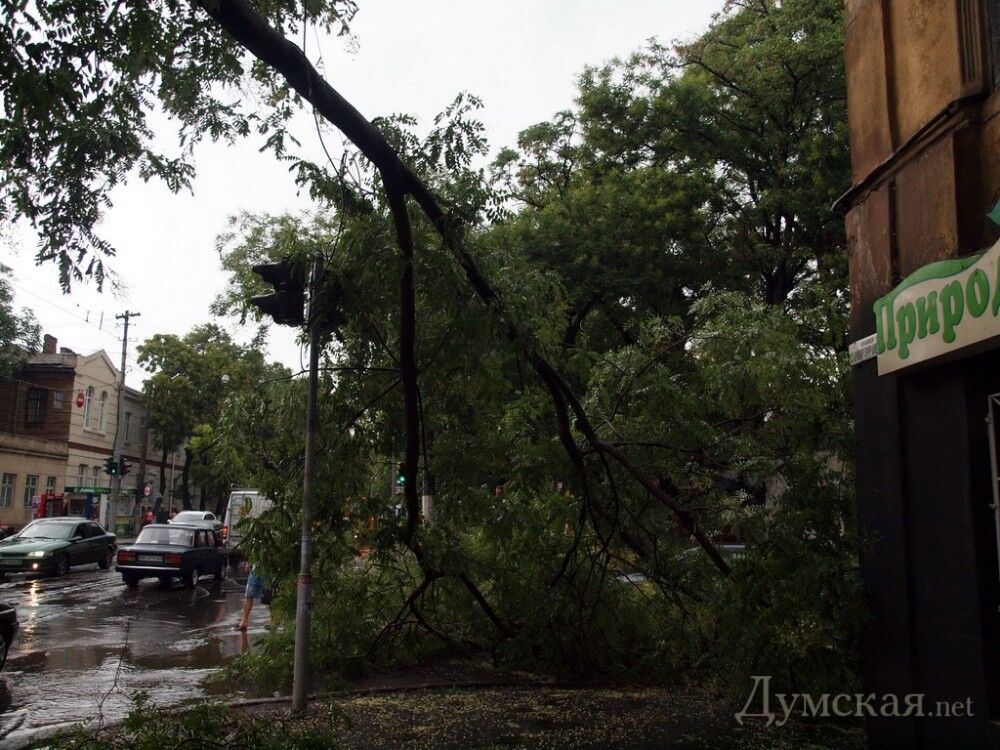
[0,566,272,744]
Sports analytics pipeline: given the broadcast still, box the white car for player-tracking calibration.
[168,510,222,531]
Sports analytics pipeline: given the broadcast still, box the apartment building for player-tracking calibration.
[0,335,183,529]
[843,2,1000,746]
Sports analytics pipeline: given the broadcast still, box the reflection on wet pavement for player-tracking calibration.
[0,564,269,744]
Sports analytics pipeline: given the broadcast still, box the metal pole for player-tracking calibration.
[421,475,434,526]
[137,386,152,506]
[986,396,1000,585]
[292,259,321,713]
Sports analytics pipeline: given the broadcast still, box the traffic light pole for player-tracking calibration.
[292,259,321,713]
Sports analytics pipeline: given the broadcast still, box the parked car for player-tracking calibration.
[0,604,16,670]
[116,523,226,589]
[0,517,116,576]
[168,510,222,531]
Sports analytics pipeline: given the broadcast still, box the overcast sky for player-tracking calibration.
[5,0,725,386]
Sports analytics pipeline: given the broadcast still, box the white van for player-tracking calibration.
[223,489,273,553]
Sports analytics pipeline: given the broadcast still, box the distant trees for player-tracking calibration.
[0,265,40,377]
[137,324,288,514]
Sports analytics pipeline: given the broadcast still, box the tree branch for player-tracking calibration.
[385,183,422,549]
[199,0,732,577]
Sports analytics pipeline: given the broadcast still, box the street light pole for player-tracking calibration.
[292,258,321,713]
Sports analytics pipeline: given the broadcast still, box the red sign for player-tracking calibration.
[75,391,85,407]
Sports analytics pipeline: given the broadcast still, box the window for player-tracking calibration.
[78,464,87,486]
[84,386,94,427]
[53,389,64,409]
[0,475,14,508]
[26,388,47,424]
[124,412,132,444]
[92,466,100,487]
[136,527,193,546]
[22,475,38,508]
[45,476,56,494]
[98,391,108,431]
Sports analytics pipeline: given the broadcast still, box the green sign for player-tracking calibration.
[63,486,110,494]
[875,237,1000,375]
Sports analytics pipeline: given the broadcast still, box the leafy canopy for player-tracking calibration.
[0,0,357,289]
[0,265,41,377]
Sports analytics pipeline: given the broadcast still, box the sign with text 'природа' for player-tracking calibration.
[875,237,1000,375]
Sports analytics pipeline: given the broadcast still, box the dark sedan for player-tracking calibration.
[0,517,116,576]
[0,603,16,670]
[116,523,226,588]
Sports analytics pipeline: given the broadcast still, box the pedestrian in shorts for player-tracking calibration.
[236,566,265,631]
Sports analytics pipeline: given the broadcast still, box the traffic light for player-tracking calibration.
[394,462,406,494]
[119,456,131,476]
[250,260,305,326]
[103,456,118,476]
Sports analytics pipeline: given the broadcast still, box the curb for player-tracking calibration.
[2,679,602,749]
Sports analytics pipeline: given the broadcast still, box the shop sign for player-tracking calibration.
[875,237,1000,375]
[63,485,110,494]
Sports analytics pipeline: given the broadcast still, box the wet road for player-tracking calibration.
[0,562,269,745]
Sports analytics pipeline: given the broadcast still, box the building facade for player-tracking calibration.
[843,2,1000,747]
[0,335,183,529]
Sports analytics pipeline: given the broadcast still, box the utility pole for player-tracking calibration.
[112,311,139,527]
[292,259,321,713]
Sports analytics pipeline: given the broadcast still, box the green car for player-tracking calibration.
[0,517,117,576]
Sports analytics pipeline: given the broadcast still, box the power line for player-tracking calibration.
[7,278,123,343]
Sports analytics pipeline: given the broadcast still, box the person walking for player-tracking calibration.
[236,566,265,631]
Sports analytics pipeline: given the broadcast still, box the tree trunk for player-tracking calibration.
[387,185,421,547]
[181,447,192,510]
[214,493,227,520]
[158,448,167,496]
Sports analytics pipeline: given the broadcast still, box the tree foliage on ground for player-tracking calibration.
[0,265,41,377]
[2,0,860,695]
